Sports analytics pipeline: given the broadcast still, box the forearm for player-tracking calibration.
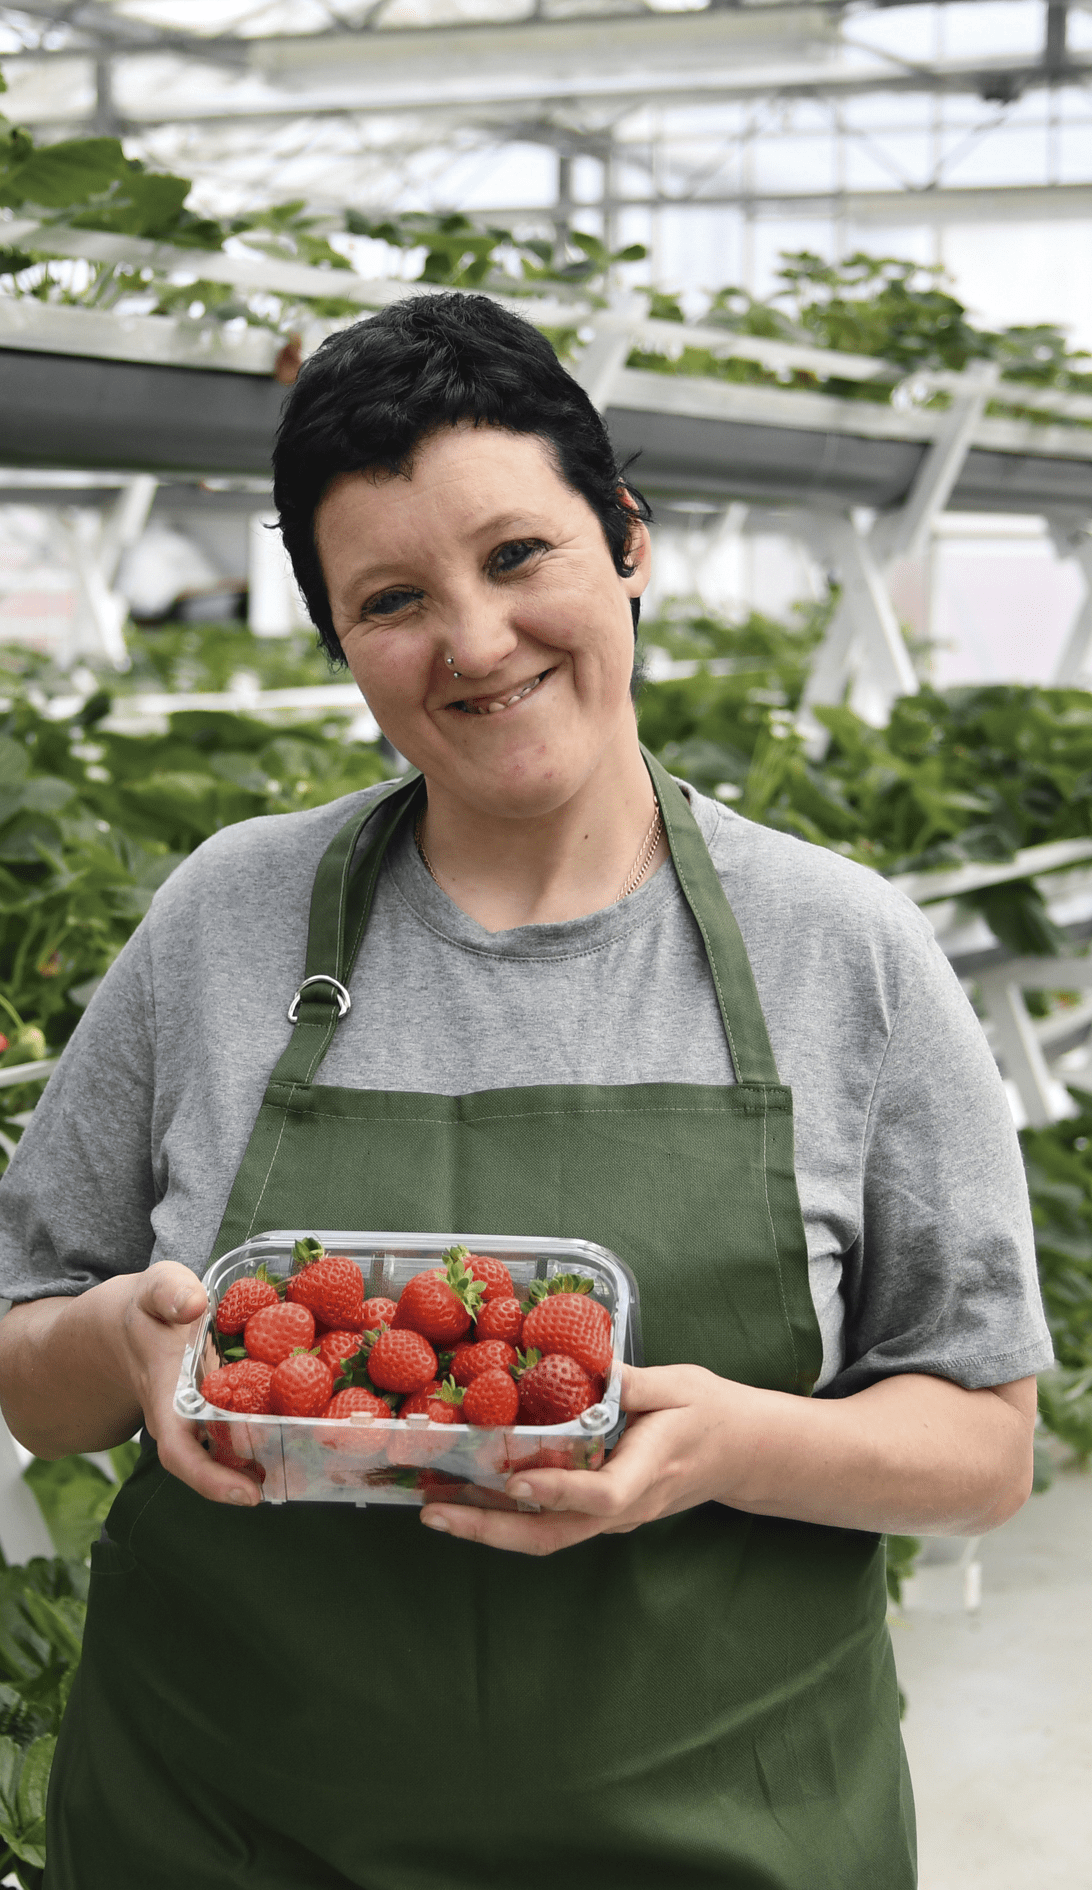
[720,1370,1036,1536]
[0,1281,146,1457]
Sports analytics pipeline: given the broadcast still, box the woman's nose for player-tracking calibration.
[439,585,520,680]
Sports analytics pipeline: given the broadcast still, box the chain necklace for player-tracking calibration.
[414,805,664,904]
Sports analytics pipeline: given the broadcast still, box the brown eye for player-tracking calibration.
[489,540,544,577]
[362,588,422,618]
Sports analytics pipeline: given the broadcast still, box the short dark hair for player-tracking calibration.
[272,292,651,665]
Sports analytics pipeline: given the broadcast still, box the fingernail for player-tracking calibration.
[421,1511,450,1532]
[173,1290,195,1316]
[228,1486,252,1505]
[507,1481,532,1500]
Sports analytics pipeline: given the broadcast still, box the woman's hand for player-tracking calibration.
[419,1362,1037,1556]
[112,1264,261,1507]
[0,1264,261,1509]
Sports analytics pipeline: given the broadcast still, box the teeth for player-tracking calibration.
[461,672,545,715]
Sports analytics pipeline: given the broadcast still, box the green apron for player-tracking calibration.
[46,754,915,1890]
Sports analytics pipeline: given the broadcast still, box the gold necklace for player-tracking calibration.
[414,806,664,903]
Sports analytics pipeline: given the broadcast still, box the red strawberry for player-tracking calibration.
[450,1340,519,1388]
[286,1256,365,1332]
[399,1378,465,1424]
[362,1296,398,1329]
[463,1368,520,1428]
[270,1351,334,1417]
[201,1359,275,1414]
[318,1329,366,1378]
[322,1387,391,1422]
[521,1293,612,1381]
[518,1353,598,1426]
[244,1301,315,1364]
[475,1297,524,1345]
[215,1276,279,1335]
[206,1432,266,1482]
[227,1359,275,1414]
[392,1248,484,1346]
[461,1252,514,1302]
[367,1328,437,1395]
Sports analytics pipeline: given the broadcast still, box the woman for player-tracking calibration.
[0,294,1051,1889]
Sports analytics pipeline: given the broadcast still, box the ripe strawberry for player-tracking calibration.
[460,1251,514,1302]
[521,1293,612,1381]
[322,1386,391,1422]
[206,1431,266,1482]
[518,1353,598,1426]
[215,1276,279,1335]
[392,1248,484,1346]
[244,1301,315,1364]
[399,1378,465,1423]
[270,1351,334,1417]
[286,1255,365,1332]
[450,1339,518,1388]
[318,1329,366,1378]
[463,1368,520,1428]
[201,1359,275,1414]
[362,1296,398,1329]
[367,1328,437,1395]
[474,1297,524,1345]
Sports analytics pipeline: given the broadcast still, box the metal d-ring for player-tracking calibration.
[287,975,352,1024]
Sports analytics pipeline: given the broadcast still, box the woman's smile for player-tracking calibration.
[449,666,556,715]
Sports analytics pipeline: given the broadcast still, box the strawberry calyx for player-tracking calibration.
[524,1273,597,1307]
[512,1347,541,1378]
[290,1235,325,1272]
[436,1376,465,1408]
[438,1245,487,1321]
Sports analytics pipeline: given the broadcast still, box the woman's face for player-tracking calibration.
[314,423,650,819]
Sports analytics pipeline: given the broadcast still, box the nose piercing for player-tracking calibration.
[445,653,462,679]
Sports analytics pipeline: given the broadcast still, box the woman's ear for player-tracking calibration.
[620,505,652,600]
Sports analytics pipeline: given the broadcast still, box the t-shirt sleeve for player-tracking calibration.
[0,923,159,1303]
[822,926,1056,1397]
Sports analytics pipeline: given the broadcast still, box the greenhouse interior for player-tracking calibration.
[0,0,1090,1884]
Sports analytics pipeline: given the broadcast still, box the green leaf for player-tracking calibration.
[0,739,30,791]
[22,1457,115,1563]
[0,137,127,209]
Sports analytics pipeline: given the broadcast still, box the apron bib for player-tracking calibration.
[46,754,915,1890]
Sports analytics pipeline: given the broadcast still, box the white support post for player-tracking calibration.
[1049,522,1092,685]
[978,974,1062,1129]
[976,953,1092,1127]
[571,297,643,412]
[773,365,998,738]
[871,364,1000,567]
[52,476,157,672]
[796,511,920,734]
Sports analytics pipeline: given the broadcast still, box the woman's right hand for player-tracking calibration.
[113,1263,262,1508]
[0,1263,262,1509]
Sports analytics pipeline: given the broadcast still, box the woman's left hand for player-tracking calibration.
[420,1362,751,1555]
[419,1362,1038,1554]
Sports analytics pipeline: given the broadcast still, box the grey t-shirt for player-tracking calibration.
[0,780,1054,1396]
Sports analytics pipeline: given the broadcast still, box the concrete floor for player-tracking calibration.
[894,1462,1092,1890]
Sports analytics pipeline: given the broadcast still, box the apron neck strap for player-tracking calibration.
[641,747,781,1087]
[279,754,781,1090]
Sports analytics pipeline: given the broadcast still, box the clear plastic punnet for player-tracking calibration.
[174,1231,642,1509]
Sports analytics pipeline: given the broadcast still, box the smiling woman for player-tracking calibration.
[0,294,1052,1890]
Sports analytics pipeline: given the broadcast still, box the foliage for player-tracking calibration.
[0,630,390,1164]
[0,1551,90,1888]
[628,251,1092,424]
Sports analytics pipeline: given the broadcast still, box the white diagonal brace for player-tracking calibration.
[872,362,1000,567]
[1049,523,1092,685]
